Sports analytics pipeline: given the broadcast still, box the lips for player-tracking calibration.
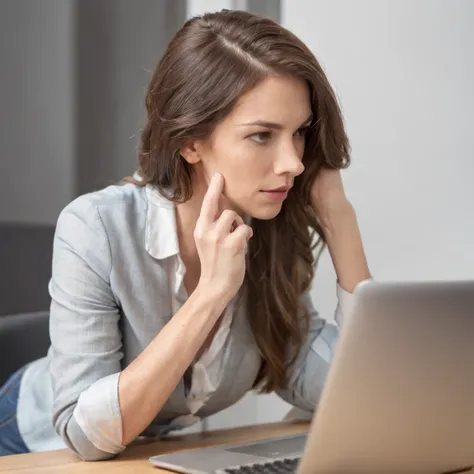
[262,186,290,193]
[260,186,291,202]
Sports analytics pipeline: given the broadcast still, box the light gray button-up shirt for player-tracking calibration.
[17,183,354,460]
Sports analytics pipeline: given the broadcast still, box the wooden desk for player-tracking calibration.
[0,421,309,474]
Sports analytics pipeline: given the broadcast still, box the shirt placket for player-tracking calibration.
[167,255,202,429]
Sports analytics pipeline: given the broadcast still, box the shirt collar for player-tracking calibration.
[145,185,180,260]
[144,184,253,260]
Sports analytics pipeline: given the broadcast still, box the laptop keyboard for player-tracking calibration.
[216,456,300,473]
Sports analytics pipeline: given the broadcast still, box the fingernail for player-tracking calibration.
[213,172,221,181]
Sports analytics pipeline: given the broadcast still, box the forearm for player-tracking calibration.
[322,202,371,294]
[118,286,227,445]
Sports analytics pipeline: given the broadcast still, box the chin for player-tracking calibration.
[246,203,283,221]
[230,194,285,221]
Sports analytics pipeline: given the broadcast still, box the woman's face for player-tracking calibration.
[184,75,312,220]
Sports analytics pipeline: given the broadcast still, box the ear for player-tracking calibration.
[180,140,202,165]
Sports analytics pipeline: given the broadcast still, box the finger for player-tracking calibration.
[225,224,253,249]
[215,210,244,235]
[199,173,224,225]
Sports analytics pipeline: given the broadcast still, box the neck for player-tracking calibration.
[175,173,217,273]
[175,198,201,273]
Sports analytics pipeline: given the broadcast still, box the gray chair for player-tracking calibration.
[0,223,54,385]
[0,311,50,386]
[0,223,55,317]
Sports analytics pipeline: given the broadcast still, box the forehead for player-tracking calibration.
[227,75,311,125]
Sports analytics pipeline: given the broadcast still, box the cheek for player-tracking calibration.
[209,136,274,197]
[220,144,267,177]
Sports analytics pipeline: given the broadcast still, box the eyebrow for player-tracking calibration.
[237,113,314,130]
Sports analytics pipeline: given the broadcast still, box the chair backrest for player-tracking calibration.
[0,311,50,386]
[0,223,55,317]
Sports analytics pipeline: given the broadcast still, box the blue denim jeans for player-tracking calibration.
[0,366,30,456]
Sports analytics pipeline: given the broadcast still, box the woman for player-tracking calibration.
[0,10,370,459]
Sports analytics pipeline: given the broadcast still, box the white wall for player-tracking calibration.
[254,0,474,423]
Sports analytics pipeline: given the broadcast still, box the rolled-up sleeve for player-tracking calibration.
[276,283,355,411]
[49,197,125,460]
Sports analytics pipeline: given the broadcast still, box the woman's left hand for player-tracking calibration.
[310,167,353,229]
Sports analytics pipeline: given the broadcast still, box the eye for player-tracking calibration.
[249,131,272,144]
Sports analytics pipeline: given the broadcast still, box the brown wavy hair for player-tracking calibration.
[128,10,350,392]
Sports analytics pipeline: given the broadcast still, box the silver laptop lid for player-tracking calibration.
[299,280,474,474]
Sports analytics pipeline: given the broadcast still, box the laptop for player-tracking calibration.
[149,279,474,474]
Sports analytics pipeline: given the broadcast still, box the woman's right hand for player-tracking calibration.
[194,173,253,302]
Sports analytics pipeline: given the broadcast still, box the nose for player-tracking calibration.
[273,145,305,177]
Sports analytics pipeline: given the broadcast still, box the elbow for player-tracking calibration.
[52,373,125,461]
[62,430,124,462]
[57,413,125,462]
[276,387,316,413]
[75,448,119,462]
[64,431,123,462]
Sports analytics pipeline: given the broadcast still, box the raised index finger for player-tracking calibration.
[199,173,223,224]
